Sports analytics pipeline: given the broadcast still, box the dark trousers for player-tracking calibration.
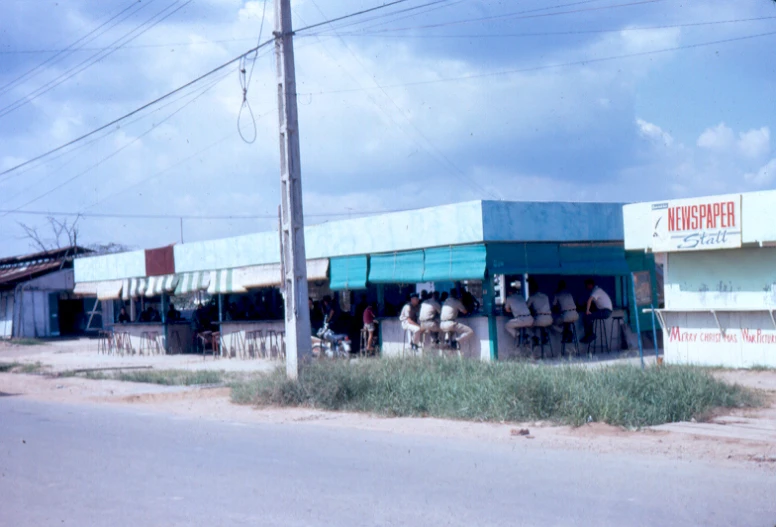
[583,309,612,337]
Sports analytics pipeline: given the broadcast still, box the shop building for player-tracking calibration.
[624,190,776,368]
[74,200,658,359]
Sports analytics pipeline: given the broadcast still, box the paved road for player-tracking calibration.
[1,398,774,527]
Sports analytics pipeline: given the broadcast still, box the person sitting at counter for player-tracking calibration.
[166,303,181,322]
[581,279,613,344]
[527,278,552,345]
[419,291,442,343]
[552,280,578,343]
[321,296,344,333]
[400,293,422,348]
[504,286,533,346]
[146,306,161,322]
[440,290,474,346]
[118,307,130,324]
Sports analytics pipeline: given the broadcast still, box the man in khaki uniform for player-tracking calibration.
[440,290,474,344]
[400,293,422,346]
[419,291,442,342]
[504,286,533,345]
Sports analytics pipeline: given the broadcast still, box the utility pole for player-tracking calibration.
[274,0,312,379]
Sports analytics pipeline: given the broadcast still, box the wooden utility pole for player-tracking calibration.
[274,0,312,379]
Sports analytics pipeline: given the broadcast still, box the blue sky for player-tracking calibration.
[1,0,775,257]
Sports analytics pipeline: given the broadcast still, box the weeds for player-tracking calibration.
[0,362,21,373]
[231,358,761,428]
[77,369,227,386]
[10,338,45,346]
[0,361,43,374]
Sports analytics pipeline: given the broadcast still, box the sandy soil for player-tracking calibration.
[2,340,775,471]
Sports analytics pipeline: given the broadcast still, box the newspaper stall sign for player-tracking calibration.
[651,194,742,252]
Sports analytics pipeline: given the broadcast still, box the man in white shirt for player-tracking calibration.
[527,278,552,345]
[551,280,579,342]
[504,286,533,345]
[582,279,613,344]
[440,290,474,345]
[400,293,422,347]
[419,291,442,342]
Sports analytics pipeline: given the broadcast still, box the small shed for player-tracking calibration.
[0,246,92,339]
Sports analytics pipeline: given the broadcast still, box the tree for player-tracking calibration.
[17,216,80,252]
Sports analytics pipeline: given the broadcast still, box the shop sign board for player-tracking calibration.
[651,194,742,252]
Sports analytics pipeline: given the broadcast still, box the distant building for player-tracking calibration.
[0,246,93,339]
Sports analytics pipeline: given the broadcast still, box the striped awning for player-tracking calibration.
[236,258,329,289]
[145,274,179,297]
[208,269,246,294]
[96,280,123,301]
[73,282,99,297]
[122,277,148,300]
[175,271,211,295]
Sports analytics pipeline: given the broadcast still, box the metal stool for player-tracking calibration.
[114,331,132,355]
[513,328,530,355]
[533,325,551,359]
[609,314,625,352]
[559,322,579,357]
[97,330,112,355]
[140,331,162,355]
[442,331,461,358]
[587,317,611,355]
[245,330,264,359]
[359,328,369,357]
[267,330,284,360]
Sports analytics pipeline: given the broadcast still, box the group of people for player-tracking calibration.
[116,303,183,324]
[399,289,475,349]
[504,278,613,347]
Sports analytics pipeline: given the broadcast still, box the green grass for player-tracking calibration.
[230,358,761,428]
[0,362,21,373]
[10,338,45,346]
[80,369,227,386]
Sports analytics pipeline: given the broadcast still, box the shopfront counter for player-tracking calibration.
[219,320,285,359]
[110,321,194,355]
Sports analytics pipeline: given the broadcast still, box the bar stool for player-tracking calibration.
[168,329,183,355]
[359,328,369,358]
[97,330,111,355]
[115,331,131,355]
[245,330,264,359]
[140,331,161,355]
[513,328,530,356]
[267,330,284,360]
[533,327,551,360]
[609,313,625,352]
[587,317,611,355]
[559,322,579,357]
[442,332,461,358]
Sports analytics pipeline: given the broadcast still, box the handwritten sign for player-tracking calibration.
[651,194,742,252]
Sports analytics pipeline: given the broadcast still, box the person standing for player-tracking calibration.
[440,290,474,345]
[581,279,613,344]
[504,286,533,345]
[552,280,578,342]
[362,302,377,353]
[400,293,422,347]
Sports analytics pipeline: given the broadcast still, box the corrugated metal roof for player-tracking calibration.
[0,245,91,289]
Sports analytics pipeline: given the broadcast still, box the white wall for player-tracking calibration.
[74,250,147,283]
[0,293,13,338]
[666,248,776,309]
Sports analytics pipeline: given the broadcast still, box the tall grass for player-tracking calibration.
[231,358,760,428]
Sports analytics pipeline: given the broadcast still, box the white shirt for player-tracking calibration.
[527,292,552,316]
[400,303,419,324]
[553,291,576,312]
[590,286,613,311]
[505,294,531,318]
[441,298,466,321]
[419,299,441,322]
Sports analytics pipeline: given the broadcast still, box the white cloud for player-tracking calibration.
[697,123,735,150]
[737,127,770,158]
[636,118,673,147]
[745,158,776,186]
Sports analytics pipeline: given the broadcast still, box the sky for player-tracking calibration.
[0,0,775,257]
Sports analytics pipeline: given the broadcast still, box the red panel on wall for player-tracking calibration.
[145,245,175,277]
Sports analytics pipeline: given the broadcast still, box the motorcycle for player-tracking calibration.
[312,323,351,359]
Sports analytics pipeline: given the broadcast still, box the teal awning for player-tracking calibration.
[423,244,487,282]
[486,243,561,275]
[369,250,424,283]
[329,256,368,290]
[558,245,630,275]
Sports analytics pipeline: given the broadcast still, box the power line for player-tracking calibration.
[344,0,666,34]
[0,0,193,120]
[301,29,776,95]
[323,15,776,39]
[0,0,427,179]
[0,208,415,220]
[0,0,148,96]
[0,39,275,179]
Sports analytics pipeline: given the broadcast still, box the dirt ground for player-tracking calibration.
[2,339,775,471]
